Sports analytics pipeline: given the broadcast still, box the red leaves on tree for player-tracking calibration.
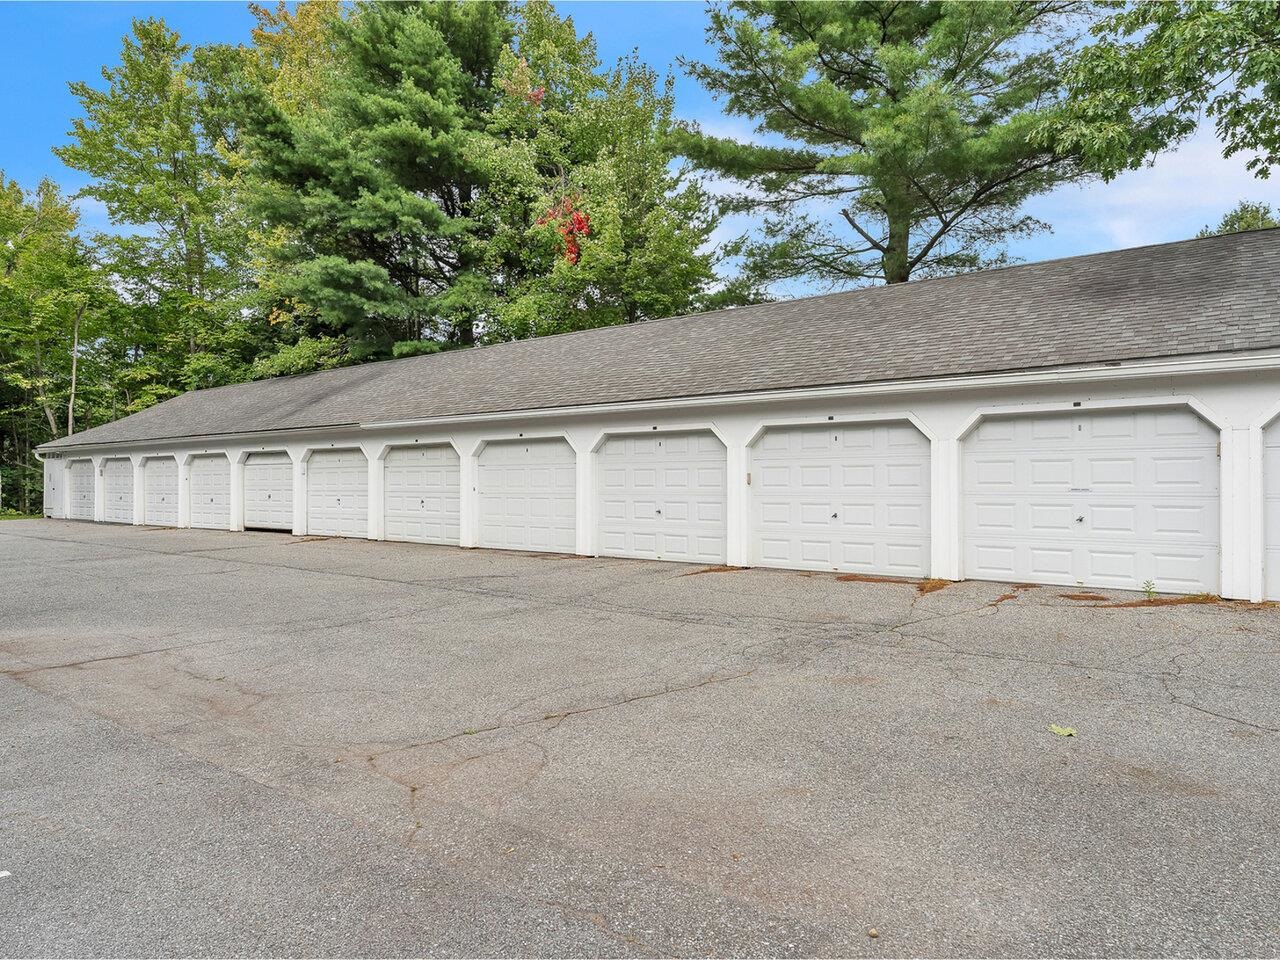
[526,86,546,107]
[537,196,591,264]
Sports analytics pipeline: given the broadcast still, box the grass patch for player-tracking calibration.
[835,572,910,585]
[1098,593,1223,609]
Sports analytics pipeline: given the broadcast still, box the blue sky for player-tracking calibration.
[3,0,1278,291]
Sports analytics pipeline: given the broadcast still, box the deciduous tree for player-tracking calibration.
[1196,200,1280,238]
[56,18,257,391]
[1048,0,1280,180]
[477,1,742,341]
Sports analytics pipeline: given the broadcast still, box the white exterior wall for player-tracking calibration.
[35,359,1280,601]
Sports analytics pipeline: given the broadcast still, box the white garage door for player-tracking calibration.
[244,452,293,531]
[963,408,1219,593]
[751,421,931,575]
[1264,421,1280,600]
[384,445,460,545]
[597,432,727,562]
[306,449,368,538]
[68,460,95,520]
[478,438,576,553]
[143,457,179,526]
[103,459,134,524]
[189,454,230,529]
[44,459,63,518]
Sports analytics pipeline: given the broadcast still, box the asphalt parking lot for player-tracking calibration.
[2,518,1278,958]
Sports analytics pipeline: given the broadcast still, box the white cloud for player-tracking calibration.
[684,113,767,146]
[1019,122,1280,260]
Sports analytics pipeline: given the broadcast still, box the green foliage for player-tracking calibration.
[0,176,118,511]
[1197,200,1280,238]
[677,1,1097,285]
[391,339,446,359]
[238,1,733,354]
[475,1,745,340]
[0,509,42,520]
[239,0,513,356]
[55,17,258,393]
[246,1,344,117]
[1047,1,1280,180]
[249,335,348,379]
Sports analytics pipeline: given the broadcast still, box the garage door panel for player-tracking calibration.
[68,460,95,520]
[972,544,1017,578]
[595,432,726,563]
[1032,547,1075,577]
[884,541,928,573]
[1088,458,1136,487]
[307,449,368,538]
[44,461,63,518]
[804,464,835,487]
[1154,409,1207,437]
[1152,455,1216,487]
[383,445,460,545]
[1029,502,1075,533]
[1090,505,1135,533]
[886,461,928,488]
[244,452,293,531]
[752,422,931,575]
[190,455,231,530]
[886,502,926,530]
[797,539,830,564]
[103,459,134,524]
[1263,428,1280,600]
[143,458,179,526]
[1031,459,1073,486]
[973,458,1017,487]
[973,501,1017,531]
[479,439,576,553]
[964,409,1219,594]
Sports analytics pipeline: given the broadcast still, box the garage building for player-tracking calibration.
[36,230,1280,601]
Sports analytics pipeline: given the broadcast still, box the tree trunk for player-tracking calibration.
[67,303,84,436]
[33,342,59,437]
[20,422,29,516]
[882,212,911,284]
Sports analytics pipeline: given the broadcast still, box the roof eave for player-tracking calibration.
[36,347,1280,455]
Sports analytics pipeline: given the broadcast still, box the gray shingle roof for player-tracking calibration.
[41,228,1280,450]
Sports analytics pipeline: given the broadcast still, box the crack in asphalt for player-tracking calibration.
[366,666,759,762]
[1,636,241,677]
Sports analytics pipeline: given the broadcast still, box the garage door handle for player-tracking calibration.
[831,512,838,519]
[655,509,662,515]
[1076,515,1084,524]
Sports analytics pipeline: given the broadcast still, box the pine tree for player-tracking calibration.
[240,0,513,357]
[677,1,1095,287]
